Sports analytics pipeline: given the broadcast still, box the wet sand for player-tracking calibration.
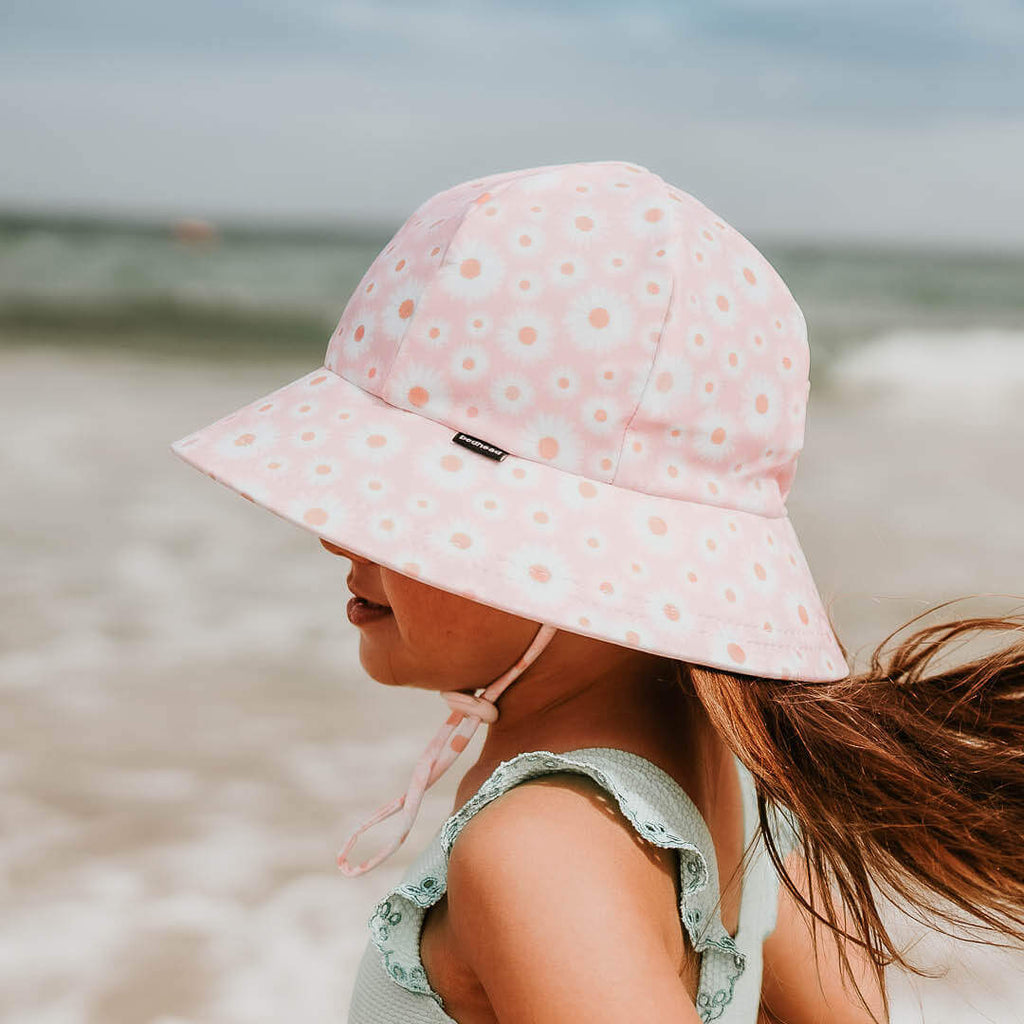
[1,337,1022,1023]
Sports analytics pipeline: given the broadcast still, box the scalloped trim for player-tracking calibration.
[366,747,751,1020]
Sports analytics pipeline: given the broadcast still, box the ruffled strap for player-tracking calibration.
[366,746,750,1021]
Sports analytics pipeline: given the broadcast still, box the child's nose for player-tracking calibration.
[319,538,372,563]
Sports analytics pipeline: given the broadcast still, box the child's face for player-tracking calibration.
[320,538,546,694]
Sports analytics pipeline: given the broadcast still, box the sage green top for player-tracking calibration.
[347,746,793,1023]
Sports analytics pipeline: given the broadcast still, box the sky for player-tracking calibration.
[2,0,1023,247]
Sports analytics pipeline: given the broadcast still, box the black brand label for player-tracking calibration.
[452,432,508,461]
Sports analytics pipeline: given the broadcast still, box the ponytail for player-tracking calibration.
[681,605,1024,1017]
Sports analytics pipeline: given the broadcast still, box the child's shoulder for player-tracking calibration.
[445,763,689,971]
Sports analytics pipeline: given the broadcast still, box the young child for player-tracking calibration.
[171,160,1024,1023]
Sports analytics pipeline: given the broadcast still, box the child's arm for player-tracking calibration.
[446,772,704,1023]
[759,851,888,1024]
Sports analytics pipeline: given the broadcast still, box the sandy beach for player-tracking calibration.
[1,333,1022,1023]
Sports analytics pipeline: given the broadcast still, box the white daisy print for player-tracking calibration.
[338,309,380,364]
[523,411,585,471]
[287,397,321,420]
[580,394,623,437]
[449,344,490,384]
[380,275,428,340]
[464,310,493,340]
[352,469,396,504]
[720,346,745,376]
[604,250,632,275]
[684,322,715,361]
[553,471,607,512]
[344,418,408,465]
[491,374,537,415]
[367,509,409,545]
[507,269,547,303]
[405,491,439,517]
[504,540,576,607]
[630,197,671,238]
[545,252,590,289]
[385,360,451,416]
[415,440,484,493]
[285,491,353,536]
[493,456,542,493]
[547,364,581,400]
[706,281,738,328]
[732,252,771,305]
[507,222,547,258]
[214,422,281,461]
[643,587,695,633]
[638,270,671,308]
[629,502,676,554]
[470,491,509,522]
[288,423,332,452]
[691,412,737,464]
[641,354,695,419]
[427,514,491,563]
[523,500,558,537]
[438,239,506,301]
[741,373,783,437]
[415,317,453,350]
[303,458,341,487]
[562,204,613,250]
[563,286,636,353]
[496,308,556,363]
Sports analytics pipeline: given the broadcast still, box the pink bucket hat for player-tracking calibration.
[171,159,847,873]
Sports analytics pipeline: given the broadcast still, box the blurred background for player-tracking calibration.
[2,2,1023,1022]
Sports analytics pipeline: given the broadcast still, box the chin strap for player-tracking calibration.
[337,622,559,877]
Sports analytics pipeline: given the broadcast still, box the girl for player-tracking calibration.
[171,160,1024,1023]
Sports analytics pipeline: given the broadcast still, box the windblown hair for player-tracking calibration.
[679,604,1024,1021]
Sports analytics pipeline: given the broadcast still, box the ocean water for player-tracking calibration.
[1,214,1023,1023]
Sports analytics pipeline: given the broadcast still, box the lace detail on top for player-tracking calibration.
[365,746,758,1022]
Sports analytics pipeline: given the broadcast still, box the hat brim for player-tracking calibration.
[171,365,848,681]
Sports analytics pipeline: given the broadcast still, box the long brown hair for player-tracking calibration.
[680,602,1024,1020]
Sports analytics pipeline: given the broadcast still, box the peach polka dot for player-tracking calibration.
[603,370,614,380]
[395,259,405,271]
[533,510,549,524]
[755,394,769,414]
[557,376,570,389]
[366,434,387,448]
[519,326,537,345]
[694,332,705,347]
[725,588,736,603]
[429,326,440,339]
[727,643,746,664]
[402,562,420,575]
[579,615,591,626]
[687,571,698,583]
[743,267,756,284]
[519,279,531,291]
[716,295,730,312]
[667,465,678,477]
[298,403,311,413]
[711,427,727,445]
[599,581,614,595]
[656,371,673,392]
[644,208,663,222]
[380,518,394,531]
[625,630,640,644]
[315,464,331,475]
[441,454,462,472]
[728,352,738,367]
[462,357,475,370]
[518,234,532,247]
[259,403,273,411]
[664,603,680,621]
[450,532,472,549]
[594,409,607,422]
[708,482,719,495]
[310,375,326,386]
[538,436,559,459]
[234,433,256,447]
[483,499,497,510]
[354,324,365,341]
[763,622,773,632]
[301,431,315,441]
[706,538,717,551]
[513,467,526,479]
[754,563,767,581]
[529,564,551,583]
[705,381,715,394]
[560,261,575,275]
[430,246,440,256]
[647,281,660,295]
[575,215,594,231]
[600,458,613,470]
[267,461,281,470]
[408,386,430,407]
[303,508,328,527]
[365,283,375,293]
[589,307,610,329]
[632,441,642,453]
[505,385,520,401]
[782,357,792,369]
[578,481,597,498]
[586,537,599,548]
[798,605,810,625]
[460,258,481,279]
[417,499,428,508]
[467,406,478,417]
[648,516,667,535]
[368,480,382,490]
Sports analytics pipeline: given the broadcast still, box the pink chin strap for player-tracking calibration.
[337,622,560,877]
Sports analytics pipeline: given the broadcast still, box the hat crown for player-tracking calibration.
[324,161,810,517]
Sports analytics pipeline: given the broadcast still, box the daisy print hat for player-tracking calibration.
[172,160,847,870]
